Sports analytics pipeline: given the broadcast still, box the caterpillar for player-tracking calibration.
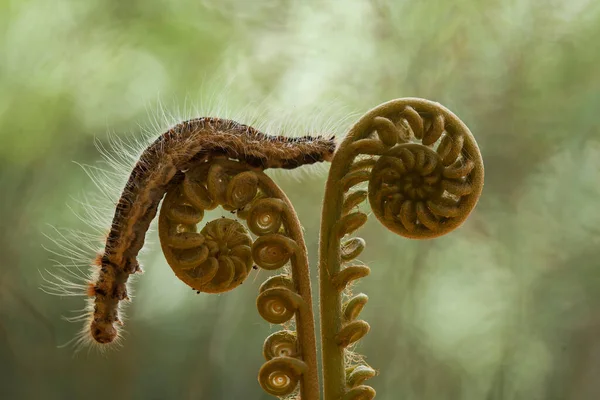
[46,116,337,349]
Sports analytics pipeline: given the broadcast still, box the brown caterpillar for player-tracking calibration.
[77,117,336,345]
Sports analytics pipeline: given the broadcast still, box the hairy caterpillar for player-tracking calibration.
[45,115,337,349]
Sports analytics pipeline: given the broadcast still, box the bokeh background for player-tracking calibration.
[2,0,600,399]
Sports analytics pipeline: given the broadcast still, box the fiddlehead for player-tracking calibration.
[318,98,484,399]
[158,161,257,294]
[158,157,321,399]
[159,210,253,293]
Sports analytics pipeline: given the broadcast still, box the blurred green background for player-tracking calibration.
[2,0,600,399]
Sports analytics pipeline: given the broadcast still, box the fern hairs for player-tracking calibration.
[45,98,483,400]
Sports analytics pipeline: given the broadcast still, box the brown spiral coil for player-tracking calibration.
[256,274,305,325]
[158,161,257,293]
[263,330,300,360]
[258,357,308,397]
[363,101,484,239]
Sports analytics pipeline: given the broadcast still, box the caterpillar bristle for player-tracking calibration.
[92,253,103,268]
[85,282,96,297]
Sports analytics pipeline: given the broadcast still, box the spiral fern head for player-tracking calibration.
[364,99,484,239]
[158,161,259,293]
[317,98,484,400]
[157,157,319,399]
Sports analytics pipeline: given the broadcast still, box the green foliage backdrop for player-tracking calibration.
[1,0,599,399]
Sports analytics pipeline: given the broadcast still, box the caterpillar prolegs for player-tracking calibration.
[64,117,336,346]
